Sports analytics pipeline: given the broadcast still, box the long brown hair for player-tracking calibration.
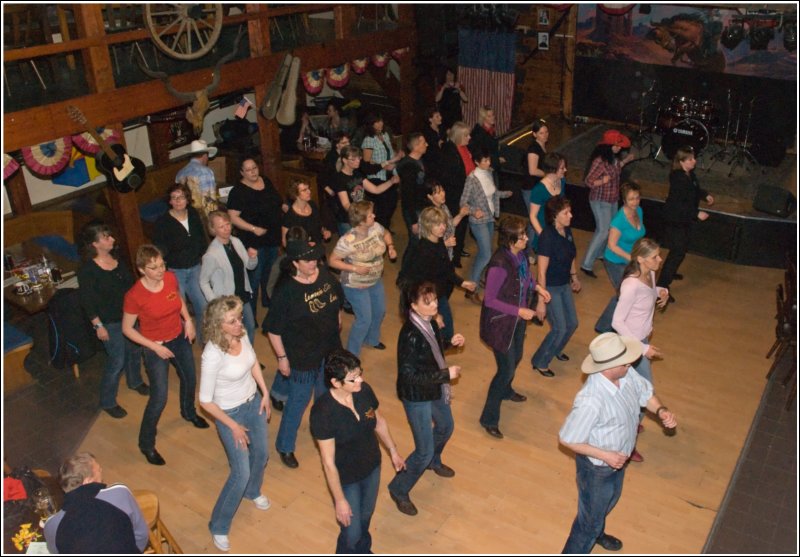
[624,237,660,279]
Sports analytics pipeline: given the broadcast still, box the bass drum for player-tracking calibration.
[660,118,709,160]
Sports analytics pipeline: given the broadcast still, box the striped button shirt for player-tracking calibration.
[559,368,653,467]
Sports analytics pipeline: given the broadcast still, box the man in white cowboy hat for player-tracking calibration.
[559,332,677,554]
[175,139,220,215]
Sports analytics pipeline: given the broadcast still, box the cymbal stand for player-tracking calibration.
[727,97,760,176]
[633,82,659,157]
[706,88,733,172]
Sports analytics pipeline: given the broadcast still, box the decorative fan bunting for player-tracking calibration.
[3,153,20,180]
[72,128,121,155]
[21,137,73,176]
[598,4,635,15]
[391,47,409,60]
[371,53,389,68]
[302,68,326,94]
[326,63,350,88]
[351,58,368,74]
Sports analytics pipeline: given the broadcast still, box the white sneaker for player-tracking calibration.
[252,494,271,510]
[212,534,230,551]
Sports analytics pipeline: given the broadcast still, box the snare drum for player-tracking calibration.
[660,118,710,159]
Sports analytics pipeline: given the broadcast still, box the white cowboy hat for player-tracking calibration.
[581,332,643,374]
[188,139,218,158]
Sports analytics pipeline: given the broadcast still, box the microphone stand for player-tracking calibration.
[727,97,760,176]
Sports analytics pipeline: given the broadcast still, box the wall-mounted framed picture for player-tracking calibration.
[538,8,550,27]
[538,32,550,50]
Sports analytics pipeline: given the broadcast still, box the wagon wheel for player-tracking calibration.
[144,3,223,60]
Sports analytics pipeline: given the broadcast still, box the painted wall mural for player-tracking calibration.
[576,4,796,80]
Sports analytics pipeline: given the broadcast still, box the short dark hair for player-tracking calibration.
[425,107,441,122]
[406,132,424,152]
[545,196,571,226]
[540,152,566,174]
[471,146,492,164]
[324,348,361,387]
[425,179,444,196]
[531,118,547,134]
[620,181,641,201]
[497,215,527,248]
[165,181,193,206]
[400,280,438,319]
[339,145,362,160]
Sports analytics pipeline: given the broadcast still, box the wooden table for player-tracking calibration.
[3,241,78,315]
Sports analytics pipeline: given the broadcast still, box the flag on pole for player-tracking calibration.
[235,97,253,119]
[458,29,517,134]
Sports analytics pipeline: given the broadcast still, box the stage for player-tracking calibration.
[499,117,797,268]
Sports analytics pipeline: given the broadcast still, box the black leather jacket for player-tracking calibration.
[396,320,450,402]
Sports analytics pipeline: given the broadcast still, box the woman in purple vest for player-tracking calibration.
[478,216,550,439]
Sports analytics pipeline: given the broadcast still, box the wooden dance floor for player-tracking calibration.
[78,220,784,554]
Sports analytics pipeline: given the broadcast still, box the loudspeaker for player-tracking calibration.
[753,185,796,218]
[749,135,786,167]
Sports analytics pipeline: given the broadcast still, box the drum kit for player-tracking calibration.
[633,85,761,175]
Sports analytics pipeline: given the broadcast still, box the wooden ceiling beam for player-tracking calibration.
[4,26,415,151]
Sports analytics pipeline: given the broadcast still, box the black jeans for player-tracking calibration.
[480,319,526,428]
[657,224,691,288]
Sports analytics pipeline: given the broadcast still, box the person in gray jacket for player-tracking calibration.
[44,452,148,554]
[200,210,259,343]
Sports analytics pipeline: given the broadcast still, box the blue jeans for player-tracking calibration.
[521,189,536,254]
[138,334,199,451]
[562,455,625,554]
[242,304,256,346]
[388,393,454,498]
[438,295,454,344]
[270,372,289,403]
[582,201,616,271]
[343,282,386,357]
[337,465,380,554]
[248,245,279,319]
[532,284,578,369]
[469,221,494,287]
[99,322,145,409]
[480,318,525,428]
[209,392,269,536]
[275,363,326,453]
[594,260,627,333]
[171,265,207,344]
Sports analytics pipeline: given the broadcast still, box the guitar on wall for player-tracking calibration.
[66,105,146,193]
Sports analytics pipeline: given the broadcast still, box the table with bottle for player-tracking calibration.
[3,242,78,315]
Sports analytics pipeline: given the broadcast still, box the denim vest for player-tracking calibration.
[479,249,533,353]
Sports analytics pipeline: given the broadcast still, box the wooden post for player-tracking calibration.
[5,171,33,215]
[74,4,144,267]
[562,7,578,119]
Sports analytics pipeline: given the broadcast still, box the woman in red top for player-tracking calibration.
[123,244,209,466]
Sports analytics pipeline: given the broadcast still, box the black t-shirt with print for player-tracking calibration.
[265,268,343,370]
[310,382,381,485]
[332,170,366,223]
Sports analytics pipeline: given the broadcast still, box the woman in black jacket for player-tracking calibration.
[386,281,464,516]
[656,146,714,302]
[439,121,474,268]
[403,206,476,343]
[153,182,209,341]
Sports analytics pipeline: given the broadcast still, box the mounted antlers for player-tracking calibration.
[138,27,245,135]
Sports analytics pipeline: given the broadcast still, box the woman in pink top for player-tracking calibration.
[611,237,669,462]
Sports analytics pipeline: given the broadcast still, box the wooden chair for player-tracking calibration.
[132,490,183,554]
[4,323,34,393]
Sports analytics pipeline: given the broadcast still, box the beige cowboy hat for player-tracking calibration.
[188,139,218,158]
[581,332,643,374]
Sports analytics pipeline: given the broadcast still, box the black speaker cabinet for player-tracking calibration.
[750,135,787,167]
[753,185,796,218]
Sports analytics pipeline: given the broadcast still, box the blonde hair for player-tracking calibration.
[207,210,230,235]
[418,206,447,241]
[477,105,493,125]
[624,237,661,279]
[203,296,245,353]
[449,121,471,146]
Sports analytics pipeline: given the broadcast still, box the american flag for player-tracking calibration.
[235,97,253,119]
[458,29,517,134]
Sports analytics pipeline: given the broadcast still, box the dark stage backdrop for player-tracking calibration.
[573,3,797,151]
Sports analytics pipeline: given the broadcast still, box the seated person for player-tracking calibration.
[44,452,149,554]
